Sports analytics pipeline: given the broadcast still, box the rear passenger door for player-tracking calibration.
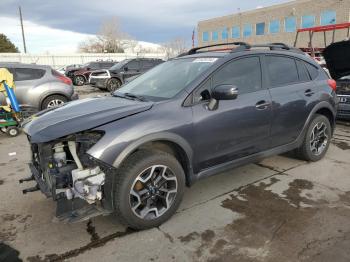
[192,56,272,171]
[264,55,317,147]
[12,67,46,109]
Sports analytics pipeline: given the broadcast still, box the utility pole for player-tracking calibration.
[18,6,27,53]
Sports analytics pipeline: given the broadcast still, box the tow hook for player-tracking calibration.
[19,175,40,194]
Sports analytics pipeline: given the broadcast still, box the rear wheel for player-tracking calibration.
[74,75,85,86]
[106,78,121,92]
[41,95,68,109]
[113,149,185,229]
[296,114,332,161]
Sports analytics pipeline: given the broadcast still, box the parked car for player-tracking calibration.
[22,43,337,230]
[57,64,81,75]
[89,58,164,92]
[0,62,77,112]
[70,61,117,86]
[323,40,350,120]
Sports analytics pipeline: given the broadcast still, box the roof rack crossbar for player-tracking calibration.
[187,42,250,55]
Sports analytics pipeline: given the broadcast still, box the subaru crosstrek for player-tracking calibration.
[22,43,337,229]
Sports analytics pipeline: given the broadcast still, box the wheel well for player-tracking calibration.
[75,74,87,81]
[110,77,122,83]
[315,107,335,131]
[132,141,192,186]
[40,93,69,110]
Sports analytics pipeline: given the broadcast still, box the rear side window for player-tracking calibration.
[14,68,45,81]
[296,60,310,82]
[212,56,262,94]
[305,63,319,80]
[266,56,299,87]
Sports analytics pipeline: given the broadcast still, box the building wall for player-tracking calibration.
[197,0,350,48]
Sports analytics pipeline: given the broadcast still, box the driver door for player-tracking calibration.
[191,56,272,172]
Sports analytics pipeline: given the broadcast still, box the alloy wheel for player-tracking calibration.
[310,122,328,156]
[75,76,85,86]
[47,99,65,108]
[129,165,178,220]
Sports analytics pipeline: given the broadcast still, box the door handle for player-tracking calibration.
[304,89,314,97]
[255,100,270,110]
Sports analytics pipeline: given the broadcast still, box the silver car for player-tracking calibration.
[0,62,78,112]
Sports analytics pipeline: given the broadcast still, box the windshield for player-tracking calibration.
[110,59,131,70]
[116,57,217,100]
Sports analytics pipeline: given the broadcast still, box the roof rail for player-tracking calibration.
[186,42,251,55]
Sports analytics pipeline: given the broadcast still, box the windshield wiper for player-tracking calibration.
[113,92,147,102]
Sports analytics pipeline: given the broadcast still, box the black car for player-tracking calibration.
[323,41,350,120]
[22,42,337,230]
[89,58,164,92]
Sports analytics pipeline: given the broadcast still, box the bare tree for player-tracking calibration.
[78,17,132,53]
[161,37,188,58]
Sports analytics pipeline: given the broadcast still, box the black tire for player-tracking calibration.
[74,75,85,86]
[113,149,185,230]
[7,126,20,137]
[296,114,332,162]
[106,78,121,92]
[41,95,68,109]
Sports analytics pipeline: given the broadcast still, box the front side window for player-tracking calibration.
[232,26,240,38]
[321,10,336,26]
[222,28,229,40]
[243,24,253,37]
[117,58,216,100]
[256,22,265,35]
[212,56,262,95]
[302,15,316,28]
[14,68,45,81]
[285,16,297,32]
[266,56,299,87]
[212,31,219,41]
[202,32,209,42]
[269,20,280,34]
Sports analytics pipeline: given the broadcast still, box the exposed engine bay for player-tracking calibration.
[22,132,113,222]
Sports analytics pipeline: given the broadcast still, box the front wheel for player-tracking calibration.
[296,114,332,162]
[106,78,121,92]
[7,126,20,137]
[113,149,185,229]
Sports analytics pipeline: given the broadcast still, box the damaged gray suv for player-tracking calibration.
[22,43,337,229]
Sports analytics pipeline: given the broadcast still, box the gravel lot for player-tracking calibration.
[1,86,350,262]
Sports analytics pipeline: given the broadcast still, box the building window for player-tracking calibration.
[243,24,253,37]
[232,26,240,38]
[212,31,219,41]
[285,16,297,32]
[222,28,229,40]
[321,10,336,25]
[256,22,265,35]
[202,32,209,42]
[302,15,316,28]
[269,20,280,34]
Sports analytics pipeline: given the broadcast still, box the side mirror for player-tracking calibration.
[207,84,238,111]
[124,66,129,72]
[212,84,238,100]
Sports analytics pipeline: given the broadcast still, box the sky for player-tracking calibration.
[0,0,291,54]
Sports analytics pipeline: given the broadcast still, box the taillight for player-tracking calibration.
[52,69,72,85]
[327,79,337,91]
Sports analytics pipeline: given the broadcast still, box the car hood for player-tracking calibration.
[23,97,153,143]
[323,41,350,80]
